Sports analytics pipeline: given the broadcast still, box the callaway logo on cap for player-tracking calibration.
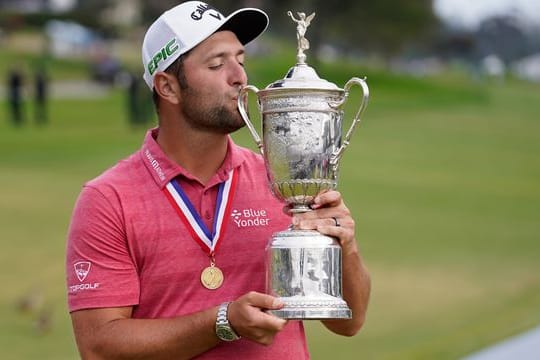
[141,1,269,89]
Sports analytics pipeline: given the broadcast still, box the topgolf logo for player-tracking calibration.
[70,261,100,294]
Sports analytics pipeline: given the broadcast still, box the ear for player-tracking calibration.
[153,72,181,105]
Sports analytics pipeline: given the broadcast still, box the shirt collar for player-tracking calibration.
[140,128,246,189]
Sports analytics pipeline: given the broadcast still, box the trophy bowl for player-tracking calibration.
[259,84,343,212]
[240,66,368,214]
[237,11,369,319]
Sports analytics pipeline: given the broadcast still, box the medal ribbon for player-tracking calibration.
[163,169,238,256]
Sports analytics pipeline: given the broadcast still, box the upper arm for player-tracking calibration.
[66,185,139,313]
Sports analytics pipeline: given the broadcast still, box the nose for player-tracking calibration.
[229,61,247,87]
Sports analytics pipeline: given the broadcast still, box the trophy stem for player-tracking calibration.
[288,205,312,214]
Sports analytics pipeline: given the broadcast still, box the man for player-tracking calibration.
[7,66,25,126]
[66,2,370,359]
[34,65,48,125]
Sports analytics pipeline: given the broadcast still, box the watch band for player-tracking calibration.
[215,302,241,341]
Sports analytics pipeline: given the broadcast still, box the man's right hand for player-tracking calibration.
[227,292,288,345]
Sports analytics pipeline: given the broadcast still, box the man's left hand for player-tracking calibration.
[289,190,358,256]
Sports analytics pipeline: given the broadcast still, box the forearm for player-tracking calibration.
[322,242,371,336]
[72,307,220,360]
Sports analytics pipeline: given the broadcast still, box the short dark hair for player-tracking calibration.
[152,52,189,110]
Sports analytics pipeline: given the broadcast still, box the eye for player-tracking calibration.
[237,56,245,68]
[209,63,223,70]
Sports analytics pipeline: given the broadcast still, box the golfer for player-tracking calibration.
[66,2,370,358]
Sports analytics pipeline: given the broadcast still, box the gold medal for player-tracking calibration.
[201,264,224,290]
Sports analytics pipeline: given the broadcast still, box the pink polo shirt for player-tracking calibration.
[66,128,309,359]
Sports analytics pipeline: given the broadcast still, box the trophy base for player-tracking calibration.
[267,230,352,320]
[268,296,352,319]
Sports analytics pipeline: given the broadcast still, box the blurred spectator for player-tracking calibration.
[34,66,48,125]
[123,71,153,127]
[90,48,122,85]
[7,67,25,126]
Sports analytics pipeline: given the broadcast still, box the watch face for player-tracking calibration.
[216,325,237,341]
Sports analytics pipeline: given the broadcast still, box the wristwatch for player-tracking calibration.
[215,302,241,341]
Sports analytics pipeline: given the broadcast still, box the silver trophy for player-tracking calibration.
[238,11,369,319]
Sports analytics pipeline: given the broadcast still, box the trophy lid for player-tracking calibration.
[265,11,340,91]
[266,63,340,90]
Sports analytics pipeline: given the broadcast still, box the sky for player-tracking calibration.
[433,0,540,29]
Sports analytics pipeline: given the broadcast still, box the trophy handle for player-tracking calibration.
[238,85,264,155]
[330,77,369,166]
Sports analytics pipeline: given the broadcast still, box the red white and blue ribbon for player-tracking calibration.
[163,169,238,256]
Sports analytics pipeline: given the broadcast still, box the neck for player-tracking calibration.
[156,122,229,185]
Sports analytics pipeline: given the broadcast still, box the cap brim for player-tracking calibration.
[218,8,269,46]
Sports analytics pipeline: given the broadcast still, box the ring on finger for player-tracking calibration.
[332,217,340,227]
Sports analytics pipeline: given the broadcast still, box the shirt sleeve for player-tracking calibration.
[66,184,140,312]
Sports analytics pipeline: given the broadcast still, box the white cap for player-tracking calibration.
[142,1,269,89]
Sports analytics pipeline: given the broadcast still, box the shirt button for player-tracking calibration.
[205,211,211,219]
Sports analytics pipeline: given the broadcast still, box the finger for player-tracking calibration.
[228,296,288,342]
[243,291,285,310]
[315,223,349,238]
[282,204,294,216]
[293,206,350,223]
[233,293,287,330]
[292,205,353,232]
[315,224,358,255]
[311,190,342,209]
[257,311,288,331]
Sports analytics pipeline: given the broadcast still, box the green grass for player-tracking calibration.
[1,53,539,359]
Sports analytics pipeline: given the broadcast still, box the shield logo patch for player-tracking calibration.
[74,261,92,282]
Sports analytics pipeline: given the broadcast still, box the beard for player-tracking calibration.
[180,86,245,134]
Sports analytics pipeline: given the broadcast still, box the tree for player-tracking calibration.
[255,0,439,61]
[140,0,251,24]
[67,0,118,36]
[475,15,531,63]
[138,0,438,59]
[316,0,438,57]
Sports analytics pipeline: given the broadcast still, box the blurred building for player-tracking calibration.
[44,20,96,57]
[101,0,141,28]
[0,0,76,13]
[512,53,540,82]
[0,0,141,27]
